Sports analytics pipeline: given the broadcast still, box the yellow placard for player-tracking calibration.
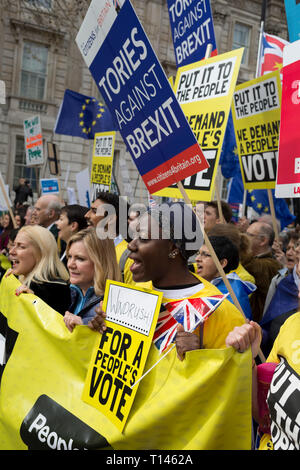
[231,70,282,190]
[154,48,244,201]
[81,280,163,433]
[90,131,116,191]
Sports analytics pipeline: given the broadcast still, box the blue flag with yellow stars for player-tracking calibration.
[54,89,117,139]
[228,168,295,230]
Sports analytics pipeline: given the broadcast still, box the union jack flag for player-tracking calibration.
[258,32,289,77]
[153,295,227,353]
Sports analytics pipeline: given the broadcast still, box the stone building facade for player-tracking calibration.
[0,0,288,206]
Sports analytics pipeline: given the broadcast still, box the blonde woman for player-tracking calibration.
[8,224,70,312]
[63,227,121,332]
[1,225,71,369]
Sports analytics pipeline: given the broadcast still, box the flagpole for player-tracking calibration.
[255,20,265,78]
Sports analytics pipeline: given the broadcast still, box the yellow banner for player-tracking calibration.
[231,70,282,190]
[0,275,252,450]
[82,280,162,432]
[91,131,116,190]
[154,48,243,201]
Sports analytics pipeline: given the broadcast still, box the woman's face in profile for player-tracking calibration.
[9,232,37,277]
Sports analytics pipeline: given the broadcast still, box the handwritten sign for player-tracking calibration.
[232,71,282,190]
[23,115,44,167]
[82,281,162,432]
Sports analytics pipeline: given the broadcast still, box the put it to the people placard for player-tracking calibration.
[231,70,282,190]
[154,48,243,202]
[81,281,163,433]
[90,131,116,195]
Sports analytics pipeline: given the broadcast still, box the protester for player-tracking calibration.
[201,200,233,232]
[196,236,256,319]
[0,212,14,252]
[244,221,281,322]
[85,191,137,285]
[208,223,255,284]
[259,232,300,356]
[63,227,121,332]
[263,230,299,315]
[24,205,35,225]
[55,204,89,265]
[32,194,64,240]
[225,290,300,450]
[7,225,70,309]
[14,211,25,228]
[13,178,33,208]
[0,225,70,368]
[32,194,65,257]
[89,202,245,357]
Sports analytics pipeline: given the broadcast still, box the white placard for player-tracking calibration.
[23,115,44,166]
[76,168,91,207]
[105,283,160,336]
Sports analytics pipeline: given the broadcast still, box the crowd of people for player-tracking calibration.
[0,189,299,450]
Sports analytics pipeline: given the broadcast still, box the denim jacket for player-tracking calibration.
[69,285,103,325]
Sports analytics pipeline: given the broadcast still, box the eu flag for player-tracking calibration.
[54,89,117,139]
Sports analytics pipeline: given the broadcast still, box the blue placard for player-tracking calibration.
[284,0,300,42]
[40,179,59,194]
[167,0,217,67]
[76,0,208,194]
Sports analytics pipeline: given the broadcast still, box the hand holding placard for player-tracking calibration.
[82,281,163,433]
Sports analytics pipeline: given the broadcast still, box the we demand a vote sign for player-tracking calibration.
[76,0,209,194]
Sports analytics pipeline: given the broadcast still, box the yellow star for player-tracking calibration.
[92,121,96,126]
[97,113,102,118]
[82,105,86,110]
[251,195,256,201]
[263,207,269,213]
[79,112,84,118]
[85,99,90,104]
[257,203,262,209]
[79,121,84,126]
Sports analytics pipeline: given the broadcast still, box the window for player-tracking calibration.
[20,42,48,100]
[233,23,251,65]
[14,136,38,192]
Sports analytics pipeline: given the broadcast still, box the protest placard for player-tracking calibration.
[23,115,44,167]
[40,178,60,195]
[47,142,60,176]
[154,48,243,201]
[231,71,282,190]
[76,168,91,207]
[90,131,115,194]
[76,0,208,194]
[167,0,217,67]
[82,281,162,432]
[275,39,300,198]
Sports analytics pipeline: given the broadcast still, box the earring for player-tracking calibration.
[168,250,178,259]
